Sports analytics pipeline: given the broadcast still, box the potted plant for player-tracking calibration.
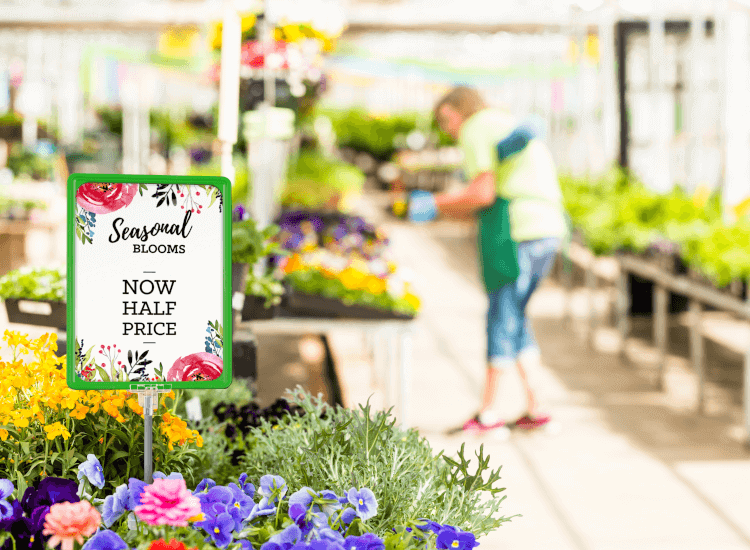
[0,267,66,329]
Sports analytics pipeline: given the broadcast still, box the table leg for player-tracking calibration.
[689,299,705,414]
[586,262,597,349]
[654,284,668,391]
[617,266,630,360]
[399,329,413,428]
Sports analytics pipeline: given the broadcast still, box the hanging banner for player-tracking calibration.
[67,174,232,390]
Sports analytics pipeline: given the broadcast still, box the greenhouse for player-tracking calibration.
[0,0,749,549]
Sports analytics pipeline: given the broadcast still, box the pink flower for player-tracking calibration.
[76,183,138,214]
[42,501,101,550]
[135,478,202,527]
[165,352,223,382]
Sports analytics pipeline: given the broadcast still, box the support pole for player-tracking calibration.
[217,0,241,185]
[689,298,705,413]
[617,263,630,360]
[586,259,597,348]
[143,394,153,483]
[654,284,668,391]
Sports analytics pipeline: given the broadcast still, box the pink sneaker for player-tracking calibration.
[462,415,506,433]
[513,414,551,430]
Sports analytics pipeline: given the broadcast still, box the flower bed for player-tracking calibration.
[0,333,515,549]
[0,268,67,329]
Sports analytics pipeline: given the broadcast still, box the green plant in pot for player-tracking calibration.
[232,218,286,318]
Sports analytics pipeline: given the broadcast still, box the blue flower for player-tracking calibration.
[127,479,147,510]
[0,479,14,520]
[317,490,342,516]
[342,534,385,550]
[415,519,442,535]
[288,487,315,510]
[0,499,21,531]
[346,488,378,521]
[269,523,302,547]
[317,528,344,543]
[197,511,235,548]
[227,483,255,531]
[339,508,356,526]
[247,499,277,521]
[199,486,234,518]
[258,475,287,507]
[102,484,130,527]
[78,454,105,490]
[81,530,129,550]
[194,478,217,495]
[238,474,255,499]
[152,471,183,480]
[436,527,479,550]
[261,543,289,550]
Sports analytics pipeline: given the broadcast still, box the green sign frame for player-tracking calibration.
[67,173,232,391]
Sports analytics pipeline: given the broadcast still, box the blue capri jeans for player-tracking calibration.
[487,237,560,368]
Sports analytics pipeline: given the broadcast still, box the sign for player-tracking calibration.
[67,174,232,390]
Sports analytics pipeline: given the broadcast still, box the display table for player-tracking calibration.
[236,317,416,427]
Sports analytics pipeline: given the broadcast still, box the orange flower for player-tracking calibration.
[43,501,101,550]
[283,254,303,274]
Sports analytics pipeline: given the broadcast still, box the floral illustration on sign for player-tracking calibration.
[165,352,223,382]
[204,320,223,357]
[150,184,223,213]
[74,183,138,244]
[75,340,156,382]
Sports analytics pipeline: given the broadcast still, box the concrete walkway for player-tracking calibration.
[329,195,750,550]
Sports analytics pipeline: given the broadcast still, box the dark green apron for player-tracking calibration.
[476,197,519,293]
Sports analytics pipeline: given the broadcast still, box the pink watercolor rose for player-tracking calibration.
[76,183,138,214]
[166,352,223,382]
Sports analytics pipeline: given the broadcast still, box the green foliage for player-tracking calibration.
[0,196,46,217]
[232,220,286,306]
[96,106,123,135]
[175,379,255,421]
[318,108,450,160]
[0,267,65,301]
[559,167,750,287]
[282,150,365,210]
[234,390,516,538]
[6,144,56,181]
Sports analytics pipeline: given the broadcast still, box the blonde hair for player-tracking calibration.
[434,86,486,121]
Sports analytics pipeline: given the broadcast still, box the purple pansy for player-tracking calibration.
[21,477,79,515]
[197,511,235,548]
[199,486,234,518]
[339,508,357,526]
[127,478,147,510]
[77,454,105,490]
[415,519,442,535]
[102,484,130,527]
[227,483,255,531]
[237,474,256,499]
[0,479,14,520]
[258,475,287,507]
[152,471,184,481]
[346,488,378,521]
[269,523,302,547]
[435,527,479,550]
[81,529,129,550]
[194,478,217,495]
[342,534,385,550]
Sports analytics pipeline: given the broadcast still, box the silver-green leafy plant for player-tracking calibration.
[234,389,517,539]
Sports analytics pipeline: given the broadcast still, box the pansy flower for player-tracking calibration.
[435,527,479,550]
[21,477,79,515]
[80,529,129,550]
[78,454,105,490]
[196,511,234,548]
[258,475,287,507]
[237,474,255,499]
[346,488,377,521]
[101,484,130,527]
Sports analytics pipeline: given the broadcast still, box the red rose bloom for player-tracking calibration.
[76,183,138,214]
[166,352,223,382]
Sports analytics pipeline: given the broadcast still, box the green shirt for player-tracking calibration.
[459,108,568,243]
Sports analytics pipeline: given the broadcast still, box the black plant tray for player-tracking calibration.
[241,295,278,320]
[281,289,414,320]
[4,298,66,329]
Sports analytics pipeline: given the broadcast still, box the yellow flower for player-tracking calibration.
[86,392,102,413]
[339,268,366,290]
[70,402,89,420]
[0,429,7,441]
[365,276,387,295]
[44,422,71,441]
[127,398,144,416]
[404,292,421,310]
